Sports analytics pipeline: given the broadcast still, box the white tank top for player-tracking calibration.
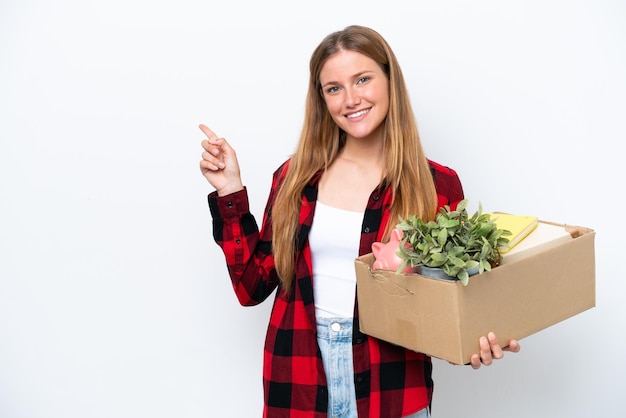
[308,201,364,319]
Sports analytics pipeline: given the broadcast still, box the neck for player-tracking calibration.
[341,135,384,167]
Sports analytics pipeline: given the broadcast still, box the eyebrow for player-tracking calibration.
[320,70,376,89]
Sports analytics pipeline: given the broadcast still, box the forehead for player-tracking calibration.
[319,49,381,82]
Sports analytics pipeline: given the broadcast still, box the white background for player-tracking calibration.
[1,1,624,417]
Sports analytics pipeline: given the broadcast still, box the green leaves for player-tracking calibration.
[395,199,510,286]
[437,228,448,247]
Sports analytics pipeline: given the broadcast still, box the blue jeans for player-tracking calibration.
[317,317,358,418]
[405,407,430,418]
[316,317,430,418]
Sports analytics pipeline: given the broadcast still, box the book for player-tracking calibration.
[499,221,575,264]
[489,213,539,253]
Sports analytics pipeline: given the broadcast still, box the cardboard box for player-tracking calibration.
[354,222,596,365]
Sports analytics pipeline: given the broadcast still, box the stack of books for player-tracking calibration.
[489,213,574,264]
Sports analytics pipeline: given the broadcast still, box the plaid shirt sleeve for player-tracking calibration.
[428,159,465,210]
[207,163,287,306]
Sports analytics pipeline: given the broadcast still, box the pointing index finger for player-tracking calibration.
[199,124,219,142]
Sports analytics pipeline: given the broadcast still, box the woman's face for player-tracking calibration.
[319,49,390,143]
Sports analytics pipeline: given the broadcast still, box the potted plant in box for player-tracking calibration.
[395,199,511,286]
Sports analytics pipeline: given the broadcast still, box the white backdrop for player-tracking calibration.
[1,1,624,417]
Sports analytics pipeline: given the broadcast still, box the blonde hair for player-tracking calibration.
[272,25,437,292]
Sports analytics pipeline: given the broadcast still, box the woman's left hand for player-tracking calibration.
[469,332,521,369]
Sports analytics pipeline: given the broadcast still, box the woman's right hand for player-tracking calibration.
[199,124,244,196]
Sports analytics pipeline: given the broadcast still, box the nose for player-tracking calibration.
[345,86,361,107]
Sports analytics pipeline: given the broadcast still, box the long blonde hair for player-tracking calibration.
[272,25,438,292]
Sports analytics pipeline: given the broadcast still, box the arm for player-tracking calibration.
[428,159,465,210]
[200,124,281,306]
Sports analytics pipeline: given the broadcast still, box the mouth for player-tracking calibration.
[345,108,370,119]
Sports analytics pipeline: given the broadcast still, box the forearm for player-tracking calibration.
[208,188,279,305]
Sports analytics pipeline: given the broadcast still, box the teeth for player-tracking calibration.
[347,109,369,119]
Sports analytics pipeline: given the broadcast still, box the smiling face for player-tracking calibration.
[319,49,390,143]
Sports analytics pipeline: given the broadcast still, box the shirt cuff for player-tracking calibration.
[207,187,250,220]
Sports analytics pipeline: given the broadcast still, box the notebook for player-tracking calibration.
[499,221,575,264]
[489,213,539,253]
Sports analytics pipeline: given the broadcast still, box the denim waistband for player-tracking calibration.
[316,317,353,341]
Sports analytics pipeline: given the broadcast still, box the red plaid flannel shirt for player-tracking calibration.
[207,159,464,417]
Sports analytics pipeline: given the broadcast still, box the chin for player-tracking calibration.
[346,127,380,140]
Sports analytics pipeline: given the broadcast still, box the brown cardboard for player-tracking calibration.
[354,222,596,365]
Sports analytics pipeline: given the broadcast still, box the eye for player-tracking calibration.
[325,86,340,94]
[356,76,370,85]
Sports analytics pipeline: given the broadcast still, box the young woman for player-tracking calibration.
[199,25,520,418]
